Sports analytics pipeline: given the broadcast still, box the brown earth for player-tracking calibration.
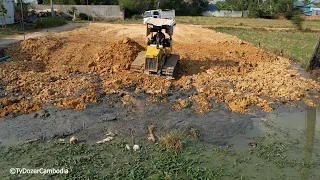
[0,23,319,117]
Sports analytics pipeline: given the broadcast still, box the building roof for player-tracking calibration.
[294,1,304,7]
[304,3,317,8]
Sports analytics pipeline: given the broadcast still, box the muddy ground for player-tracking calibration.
[0,23,319,144]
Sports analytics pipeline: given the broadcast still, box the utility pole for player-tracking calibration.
[19,0,25,40]
[87,0,89,21]
[50,0,55,17]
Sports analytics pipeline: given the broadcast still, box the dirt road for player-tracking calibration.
[0,23,84,49]
[0,23,319,144]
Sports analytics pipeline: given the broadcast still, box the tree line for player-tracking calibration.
[216,0,312,19]
[39,0,208,17]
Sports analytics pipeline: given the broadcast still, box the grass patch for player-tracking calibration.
[176,16,320,30]
[0,140,221,179]
[36,17,67,29]
[0,18,68,38]
[0,133,319,179]
[212,27,320,68]
[159,131,186,151]
[0,25,26,39]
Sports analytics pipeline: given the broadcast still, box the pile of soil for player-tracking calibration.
[1,24,319,117]
[0,35,145,117]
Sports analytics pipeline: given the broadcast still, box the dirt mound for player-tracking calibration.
[21,36,64,62]
[1,24,320,117]
[0,36,145,117]
[89,37,144,74]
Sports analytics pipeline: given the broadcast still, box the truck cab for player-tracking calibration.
[143,9,175,24]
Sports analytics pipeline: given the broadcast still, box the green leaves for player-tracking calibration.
[0,1,7,17]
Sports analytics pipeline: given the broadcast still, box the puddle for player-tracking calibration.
[224,107,320,179]
[228,108,319,148]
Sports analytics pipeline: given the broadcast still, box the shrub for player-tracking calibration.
[284,11,294,20]
[78,13,91,20]
[291,14,304,31]
[68,6,77,15]
[36,17,67,28]
[159,131,185,151]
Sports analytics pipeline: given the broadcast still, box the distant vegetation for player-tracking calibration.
[216,0,304,19]
[40,0,208,17]
[36,17,67,28]
[176,16,320,30]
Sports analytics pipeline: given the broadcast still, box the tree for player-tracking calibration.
[303,0,310,5]
[119,0,154,17]
[291,13,304,30]
[68,6,77,20]
[119,0,207,17]
[0,1,7,27]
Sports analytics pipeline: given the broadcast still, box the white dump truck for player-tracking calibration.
[143,9,175,24]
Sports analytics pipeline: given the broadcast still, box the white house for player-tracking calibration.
[311,7,320,16]
[1,0,14,25]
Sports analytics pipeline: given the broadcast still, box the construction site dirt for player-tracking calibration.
[0,23,319,144]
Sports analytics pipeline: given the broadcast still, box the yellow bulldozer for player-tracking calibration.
[130,18,180,79]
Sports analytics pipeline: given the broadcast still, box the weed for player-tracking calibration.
[189,128,200,140]
[159,131,185,151]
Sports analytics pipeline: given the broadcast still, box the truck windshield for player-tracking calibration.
[144,11,152,17]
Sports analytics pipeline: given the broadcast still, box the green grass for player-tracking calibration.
[212,27,320,68]
[0,25,25,39]
[176,16,320,30]
[0,18,68,38]
[0,140,222,179]
[0,133,319,180]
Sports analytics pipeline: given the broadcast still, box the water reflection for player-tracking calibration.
[302,108,317,180]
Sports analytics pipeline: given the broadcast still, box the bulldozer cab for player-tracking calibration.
[146,18,175,36]
[146,18,176,48]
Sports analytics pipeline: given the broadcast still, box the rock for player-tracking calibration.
[106,132,115,137]
[87,61,96,68]
[185,78,193,86]
[133,144,140,151]
[104,113,117,121]
[112,65,121,73]
[248,142,257,147]
[305,99,316,107]
[102,137,114,142]
[49,77,57,82]
[206,69,215,74]
[96,140,104,144]
[39,109,50,118]
[122,37,131,44]
[125,144,131,151]
[69,136,78,144]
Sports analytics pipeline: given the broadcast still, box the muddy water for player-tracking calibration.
[223,107,320,179]
[229,108,319,148]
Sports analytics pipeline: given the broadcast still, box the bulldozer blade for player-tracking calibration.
[130,51,146,73]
